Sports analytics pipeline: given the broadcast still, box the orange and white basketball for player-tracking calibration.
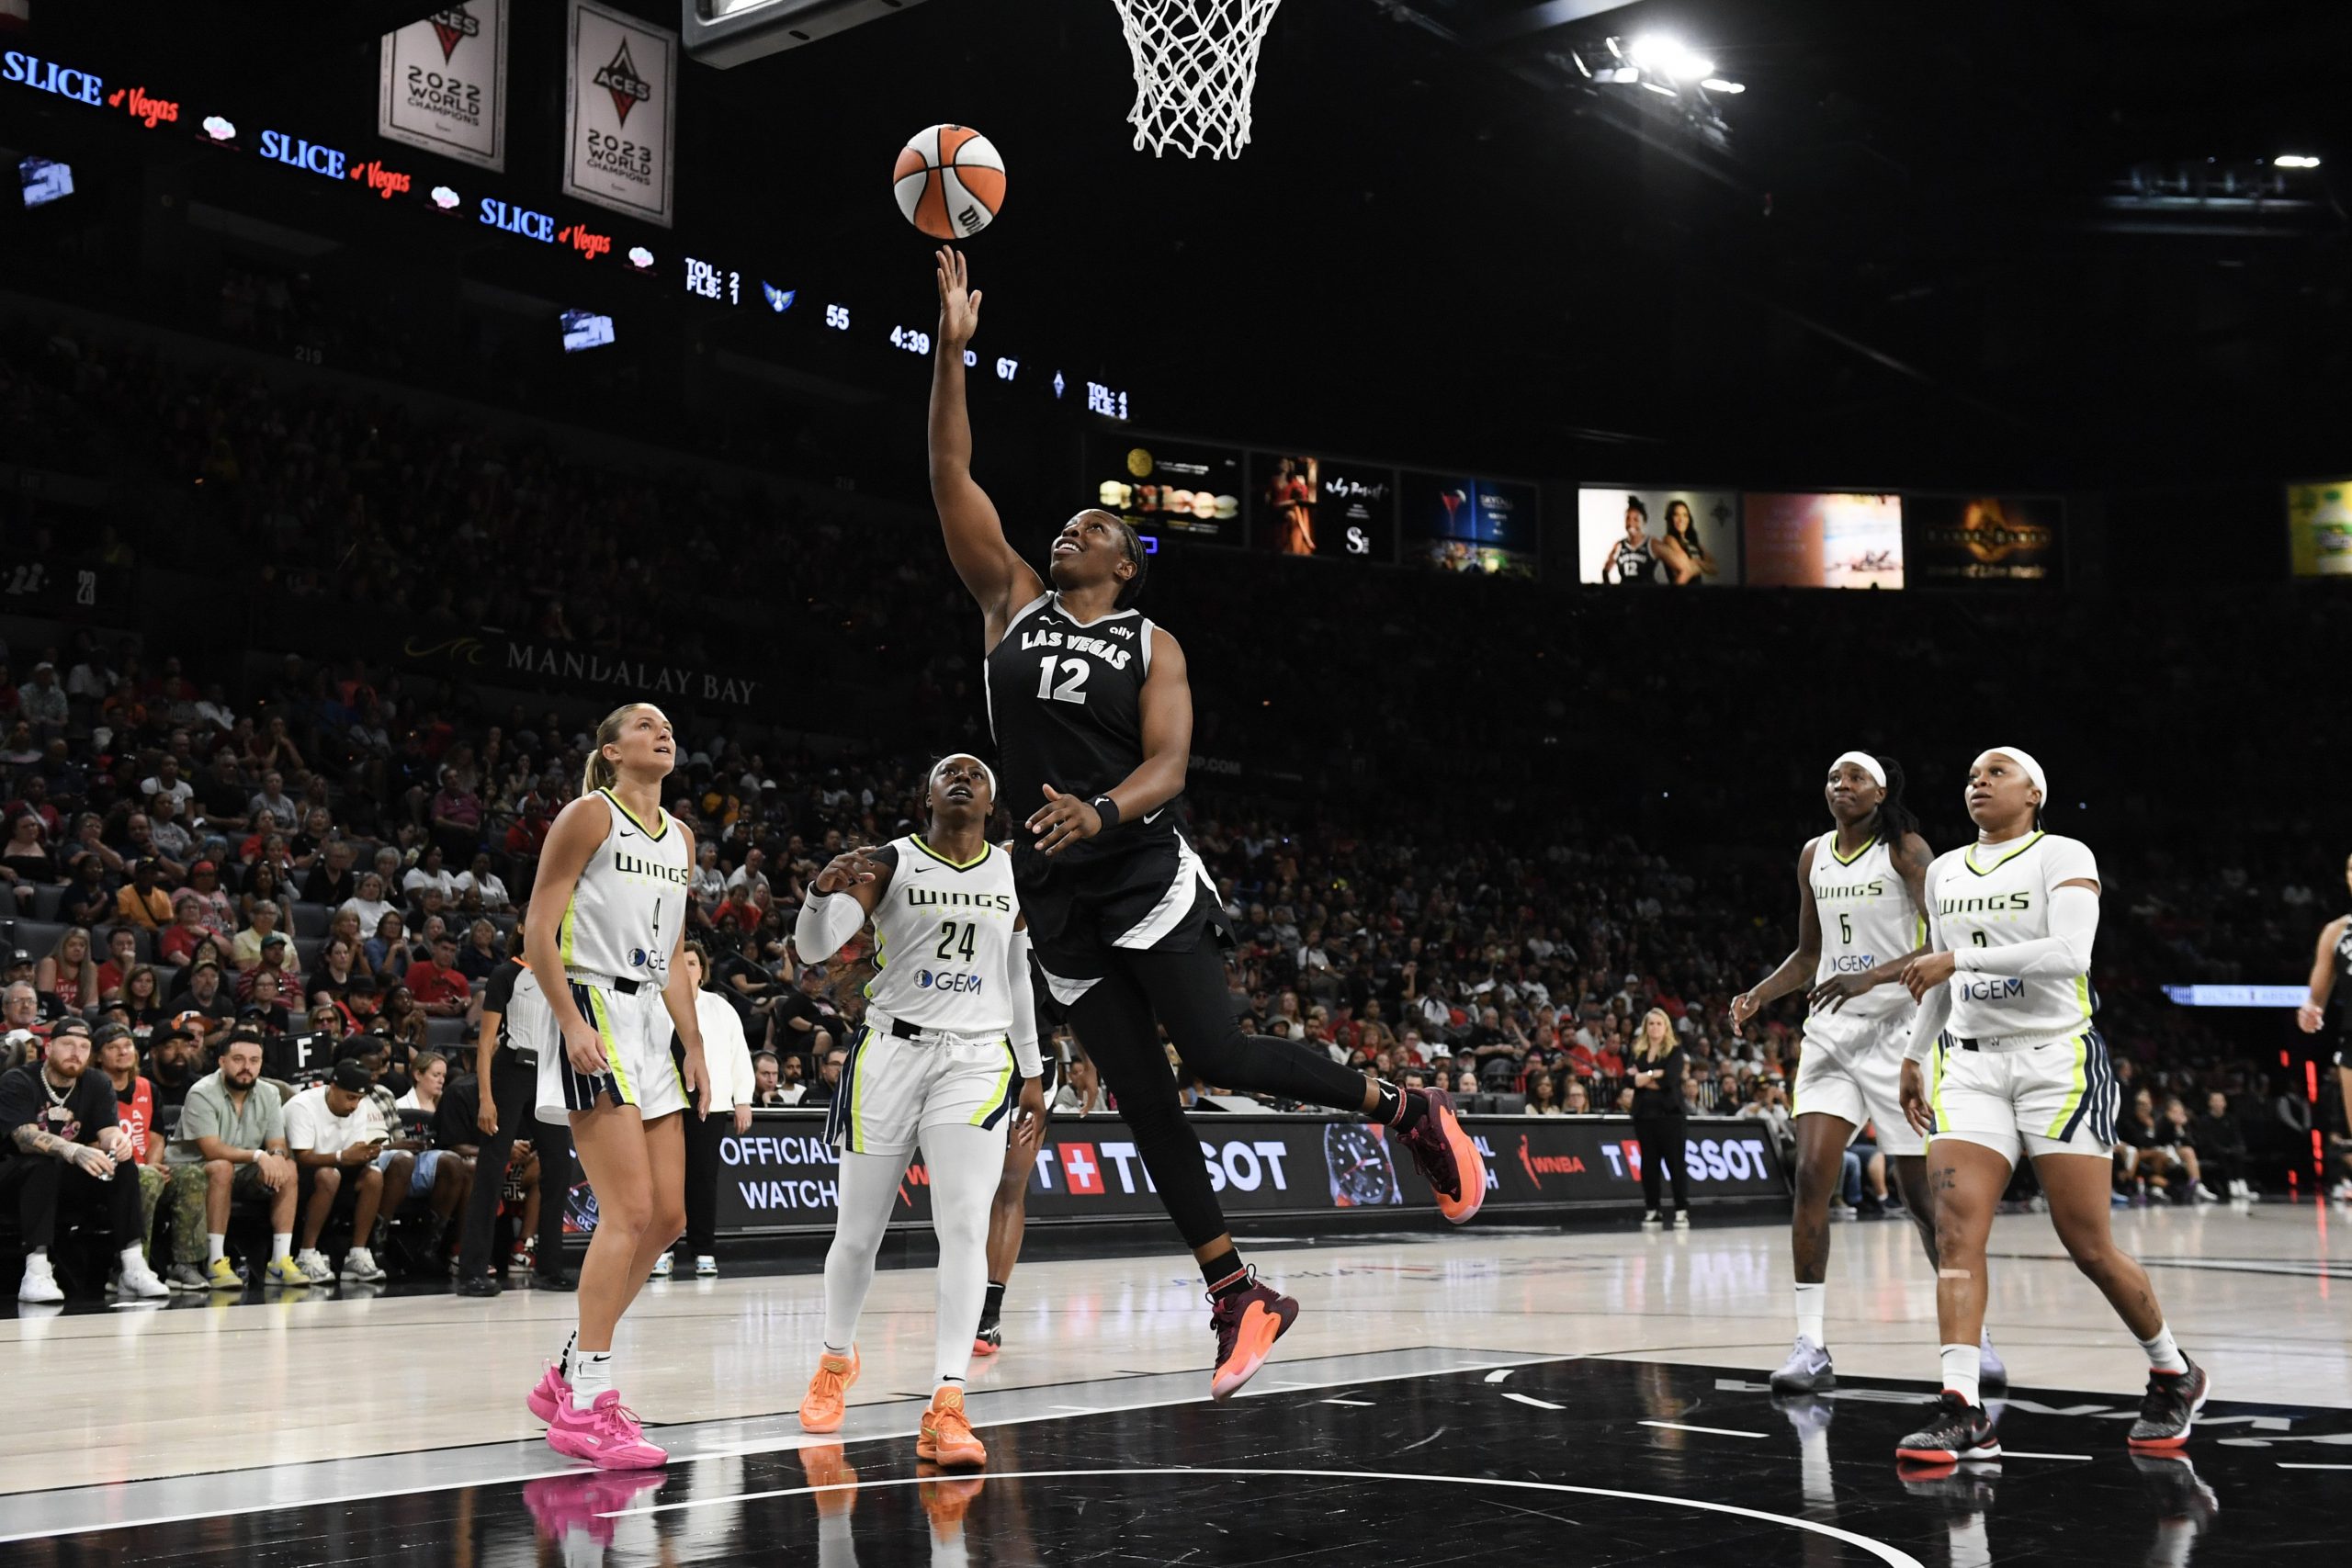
[892,124,1007,239]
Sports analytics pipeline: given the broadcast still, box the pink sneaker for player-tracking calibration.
[546,1390,668,1469]
[526,1362,571,1424]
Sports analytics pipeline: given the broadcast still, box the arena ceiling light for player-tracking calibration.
[1583,34,1741,98]
[1624,33,1712,81]
[681,0,935,68]
[2274,153,2321,168]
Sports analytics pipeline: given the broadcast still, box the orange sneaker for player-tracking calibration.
[919,1464,986,1539]
[1207,1268,1301,1399]
[915,1385,988,1467]
[1398,1087,1487,1224]
[799,1442,858,1519]
[798,1347,861,1434]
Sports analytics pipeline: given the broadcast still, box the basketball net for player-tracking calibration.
[1109,0,1282,159]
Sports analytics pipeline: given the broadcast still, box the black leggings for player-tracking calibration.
[681,1105,725,1255]
[1068,939,1374,1249]
[458,1055,573,1275]
[1634,1113,1690,1213]
[0,1151,142,1251]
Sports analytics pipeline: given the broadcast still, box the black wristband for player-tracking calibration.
[1090,795,1122,830]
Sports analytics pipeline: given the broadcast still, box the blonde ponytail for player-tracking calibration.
[582,703,642,795]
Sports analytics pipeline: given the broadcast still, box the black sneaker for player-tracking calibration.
[2127,1359,2209,1451]
[1896,1391,2002,1463]
[972,1322,1002,1357]
[530,1269,579,1293]
[455,1272,502,1298]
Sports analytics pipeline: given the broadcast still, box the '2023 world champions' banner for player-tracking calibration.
[558,1112,1787,1236]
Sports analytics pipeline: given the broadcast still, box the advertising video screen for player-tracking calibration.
[1400,473,1541,578]
[2286,479,2352,578]
[1575,489,1738,586]
[558,309,615,352]
[18,157,73,208]
[1903,495,2064,587]
[1091,435,1244,547]
[1250,454,1396,562]
[1742,492,1905,589]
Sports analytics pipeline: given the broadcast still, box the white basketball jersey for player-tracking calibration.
[1808,832,1918,1021]
[1926,829,2100,1043]
[557,790,692,986]
[865,835,1021,1036]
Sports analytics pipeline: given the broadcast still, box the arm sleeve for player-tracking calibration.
[1904,898,1952,1064]
[1006,927,1043,1080]
[1953,884,2100,977]
[793,891,866,963]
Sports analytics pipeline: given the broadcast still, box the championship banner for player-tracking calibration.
[563,0,677,228]
[615,1112,1788,1236]
[379,4,508,171]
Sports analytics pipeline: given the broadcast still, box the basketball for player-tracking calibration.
[893,123,1007,239]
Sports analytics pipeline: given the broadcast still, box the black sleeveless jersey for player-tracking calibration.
[1611,536,1657,585]
[2335,915,2352,1022]
[985,592,1177,871]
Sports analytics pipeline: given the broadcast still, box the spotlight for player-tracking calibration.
[2275,153,2321,168]
[1701,77,1745,94]
[1626,33,1712,80]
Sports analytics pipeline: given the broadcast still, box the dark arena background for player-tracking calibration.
[1,2,2348,1565]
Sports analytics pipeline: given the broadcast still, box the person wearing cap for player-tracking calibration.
[180,959,236,1027]
[17,660,66,742]
[96,1022,170,1260]
[115,859,174,932]
[282,1057,397,1285]
[1893,747,2205,1463]
[164,1032,300,1290]
[0,1017,168,1302]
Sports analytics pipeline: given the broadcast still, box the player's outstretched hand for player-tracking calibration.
[935,246,982,348]
[1900,950,1957,1002]
[1898,1057,1933,1136]
[1027,784,1102,858]
[813,847,886,896]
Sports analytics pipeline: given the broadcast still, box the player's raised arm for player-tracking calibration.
[931,246,1046,646]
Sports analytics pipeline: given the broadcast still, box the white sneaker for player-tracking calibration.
[116,1258,170,1301]
[1770,1335,1836,1394]
[17,1256,63,1305]
[2192,1184,2222,1204]
[1672,1210,1691,1230]
[295,1248,335,1284]
[1641,1210,1663,1227]
[340,1247,386,1283]
[650,1252,673,1279]
[693,1255,718,1278]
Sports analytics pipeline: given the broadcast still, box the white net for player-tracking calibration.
[1110,0,1283,159]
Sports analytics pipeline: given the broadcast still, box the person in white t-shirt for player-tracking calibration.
[283,1059,396,1286]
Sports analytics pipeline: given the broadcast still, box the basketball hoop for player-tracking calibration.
[1108,0,1283,159]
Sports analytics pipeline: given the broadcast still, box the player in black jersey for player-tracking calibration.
[2295,852,2352,1201]
[927,246,1485,1397]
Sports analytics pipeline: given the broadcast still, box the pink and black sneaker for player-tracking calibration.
[1207,1267,1300,1400]
[547,1390,668,1470]
[1396,1087,1486,1223]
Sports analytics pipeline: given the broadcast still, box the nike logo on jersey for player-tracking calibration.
[616,829,637,839]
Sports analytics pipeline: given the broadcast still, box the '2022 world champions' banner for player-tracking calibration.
[565,1112,1786,1236]
[379,4,508,171]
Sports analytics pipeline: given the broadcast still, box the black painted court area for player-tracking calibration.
[31,1358,2336,1567]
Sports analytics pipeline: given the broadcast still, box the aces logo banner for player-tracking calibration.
[564,0,676,227]
[379,3,508,170]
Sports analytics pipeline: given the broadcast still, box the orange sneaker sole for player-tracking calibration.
[1210,1296,1299,1401]
[798,1354,861,1434]
[1433,1105,1486,1224]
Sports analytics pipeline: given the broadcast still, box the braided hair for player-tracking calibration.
[1864,755,1921,849]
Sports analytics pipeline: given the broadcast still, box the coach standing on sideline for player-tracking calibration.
[452,926,574,1296]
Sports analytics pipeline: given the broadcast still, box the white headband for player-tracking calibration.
[1978,747,2046,799]
[1830,750,1885,788]
[933,753,998,803]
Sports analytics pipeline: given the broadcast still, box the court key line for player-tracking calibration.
[1639,1420,1763,1438]
[600,1465,1928,1568]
